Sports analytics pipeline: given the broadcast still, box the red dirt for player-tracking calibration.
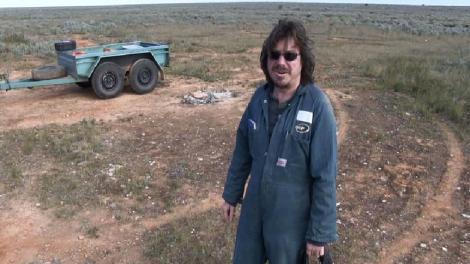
[0,69,466,263]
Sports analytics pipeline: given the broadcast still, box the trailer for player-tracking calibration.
[0,40,170,99]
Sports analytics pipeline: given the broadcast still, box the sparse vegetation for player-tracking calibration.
[364,52,470,133]
[82,220,100,238]
[1,161,24,191]
[0,3,468,264]
[1,32,29,44]
[143,209,235,263]
[167,57,230,82]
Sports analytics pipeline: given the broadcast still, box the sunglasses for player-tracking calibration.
[269,51,299,61]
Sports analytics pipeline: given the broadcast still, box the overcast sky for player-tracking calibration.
[0,0,469,8]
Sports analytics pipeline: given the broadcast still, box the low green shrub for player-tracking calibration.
[1,32,29,44]
[365,55,469,130]
[168,58,230,82]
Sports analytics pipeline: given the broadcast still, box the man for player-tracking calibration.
[222,19,338,264]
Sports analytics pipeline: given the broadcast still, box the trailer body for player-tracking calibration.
[0,41,170,99]
[58,41,169,79]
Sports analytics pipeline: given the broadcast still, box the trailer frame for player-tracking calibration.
[0,40,170,99]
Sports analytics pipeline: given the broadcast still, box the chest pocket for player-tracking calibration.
[286,110,312,159]
[291,109,313,142]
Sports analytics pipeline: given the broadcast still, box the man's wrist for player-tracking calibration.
[224,198,237,207]
[306,239,327,247]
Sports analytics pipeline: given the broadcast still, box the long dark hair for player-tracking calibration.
[260,19,315,85]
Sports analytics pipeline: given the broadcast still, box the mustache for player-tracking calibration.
[272,65,289,73]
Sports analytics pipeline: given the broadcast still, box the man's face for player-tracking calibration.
[267,37,302,90]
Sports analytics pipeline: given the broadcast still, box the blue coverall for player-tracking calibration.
[223,83,338,264]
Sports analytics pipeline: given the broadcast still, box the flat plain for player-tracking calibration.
[0,3,469,264]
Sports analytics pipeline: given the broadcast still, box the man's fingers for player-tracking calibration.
[222,202,235,222]
[306,244,325,259]
[228,205,235,222]
[307,249,319,258]
[228,207,234,221]
[225,206,232,221]
[225,205,231,222]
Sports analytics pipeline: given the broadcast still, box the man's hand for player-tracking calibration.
[306,242,324,259]
[222,201,236,222]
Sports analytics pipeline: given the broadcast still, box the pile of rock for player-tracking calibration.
[183,90,234,105]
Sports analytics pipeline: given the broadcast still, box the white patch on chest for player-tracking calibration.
[296,110,313,124]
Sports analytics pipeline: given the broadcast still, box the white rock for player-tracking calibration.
[191,91,209,99]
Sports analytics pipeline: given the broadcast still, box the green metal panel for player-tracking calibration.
[0,76,86,90]
[59,41,170,78]
[151,50,170,67]
[1,41,170,91]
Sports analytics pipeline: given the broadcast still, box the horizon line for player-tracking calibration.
[1,1,469,9]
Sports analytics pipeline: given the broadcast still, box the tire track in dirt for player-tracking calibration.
[141,192,221,229]
[378,123,464,264]
[325,88,349,147]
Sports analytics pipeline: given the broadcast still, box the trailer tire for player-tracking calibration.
[91,62,124,99]
[55,40,77,52]
[129,59,159,94]
[31,65,67,80]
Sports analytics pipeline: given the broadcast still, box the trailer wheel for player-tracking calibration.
[31,65,67,80]
[55,40,77,52]
[91,62,124,99]
[129,59,159,94]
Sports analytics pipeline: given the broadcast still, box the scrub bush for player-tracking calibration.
[367,55,469,131]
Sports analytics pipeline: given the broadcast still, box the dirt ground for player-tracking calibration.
[0,46,468,264]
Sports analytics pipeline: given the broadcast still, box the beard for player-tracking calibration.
[270,66,290,89]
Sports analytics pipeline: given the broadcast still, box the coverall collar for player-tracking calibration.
[262,83,309,133]
[264,82,309,100]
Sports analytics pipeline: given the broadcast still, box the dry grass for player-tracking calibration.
[143,209,236,263]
